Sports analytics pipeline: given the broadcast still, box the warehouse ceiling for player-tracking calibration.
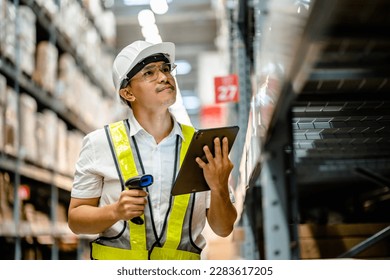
[110,0,219,100]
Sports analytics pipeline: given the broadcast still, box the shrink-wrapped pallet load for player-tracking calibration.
[0,74,6,152]
[0,0,6,54]
[18,6,36,76]
[36,110,57,169]
[1,2,16,63]
[57,53,77,110]
[33,0,58,19]
[32,41,58,94]
[4,87,18,157]
[0,172,13,222]
[56,118,68,175]
[20,93,38,162]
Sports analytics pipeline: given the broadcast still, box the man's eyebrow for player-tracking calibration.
[142,62,166,71]
[142,65,155,71]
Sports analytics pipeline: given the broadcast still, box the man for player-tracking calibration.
[68,40,237,260]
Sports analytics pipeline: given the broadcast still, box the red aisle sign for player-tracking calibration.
[214,74,239,104]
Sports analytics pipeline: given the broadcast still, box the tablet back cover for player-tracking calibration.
[171,126,239,196]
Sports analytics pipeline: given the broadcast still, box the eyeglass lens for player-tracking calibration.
[139,63,176,82]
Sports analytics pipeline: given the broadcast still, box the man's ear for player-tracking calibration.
[119,88,135,102]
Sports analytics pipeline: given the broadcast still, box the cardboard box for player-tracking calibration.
[0,75,6,152]
[0,172,14,222]
[36,110,57,169]
[56,118,68,174]
[18,5,36,76]
[298,223,390,259]
[4,87,18,156]
[20,94,38,162]
[0,0,6,54]
[32,41,58,94]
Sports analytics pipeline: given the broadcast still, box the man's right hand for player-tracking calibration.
[116,189,148,221]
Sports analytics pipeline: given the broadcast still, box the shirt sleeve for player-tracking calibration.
[71,133,104,199]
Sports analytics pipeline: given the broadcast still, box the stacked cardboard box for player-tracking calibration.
[0,4,36,75]
[4,87,18,157]
[18,6,36,76]
[34,0,58,19]
[58,0,115,95]
[254,223,390,259]
[57,53,77,110]
[56,118,69,175]
[0,0,7,56]
[56,52,122,130]
[36,110,57,170]
[1,78,84,176]
[32,41,58,94]
[0,172,13,223]
[0,0,118,259]
[0,2,16,63]
[0,74,6,152]
[24,203,52,246]
[31,109,84,176]
[20,94,38,162]
[298,223,390,259]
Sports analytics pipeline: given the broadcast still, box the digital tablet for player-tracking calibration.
[171,126,239,196]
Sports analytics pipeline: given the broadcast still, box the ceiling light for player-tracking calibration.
[141,24,159,38]
[138,9,155,27]
[123,0,150,6]
[150,0,169,15]
[124,0,173,6]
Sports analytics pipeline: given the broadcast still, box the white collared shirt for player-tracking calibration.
[71,112,210,252]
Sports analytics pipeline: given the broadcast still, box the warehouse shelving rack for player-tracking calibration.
[0,0,113,259]
[236,0,390,259]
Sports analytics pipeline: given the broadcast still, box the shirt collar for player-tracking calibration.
[127,110,185,141]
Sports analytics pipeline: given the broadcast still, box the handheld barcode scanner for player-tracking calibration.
[124,174,153,225]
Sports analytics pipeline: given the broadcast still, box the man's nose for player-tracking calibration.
[156,68,169,81]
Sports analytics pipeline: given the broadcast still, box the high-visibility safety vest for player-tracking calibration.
[91,119,201,260]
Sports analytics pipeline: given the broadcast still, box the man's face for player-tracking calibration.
[127,61,177,111]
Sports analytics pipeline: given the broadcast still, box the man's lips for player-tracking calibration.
[157,85,175,93]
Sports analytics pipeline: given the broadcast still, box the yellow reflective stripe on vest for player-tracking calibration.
[91,242,200,260]
[151,247,200,260]
[108,121,138,181]
[108,120,146,251]
[91,242,148,260]
[163,124,194,250]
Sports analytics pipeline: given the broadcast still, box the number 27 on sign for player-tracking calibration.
[214,74,240,104]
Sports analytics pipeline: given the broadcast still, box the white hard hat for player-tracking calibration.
[112,40,175,93]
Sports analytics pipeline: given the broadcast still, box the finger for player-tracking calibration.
[195,157,206,168]
[125,189,148,197]
[129,207,145,220]
[121,194,148,207]
[203,145,214,163]
[222,137,229,158]
[132,200,147,209]
[137,189,148,197]
[213,137,222,159]
[132,196,148,206]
